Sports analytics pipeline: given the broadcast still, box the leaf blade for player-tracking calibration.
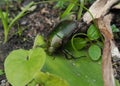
[4,48,46,86]
[88,44,101,61]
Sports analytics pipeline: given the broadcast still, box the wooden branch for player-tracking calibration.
[83,0,119,24]
[96,14,115,86]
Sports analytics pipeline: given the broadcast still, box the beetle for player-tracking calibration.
[47,20,87,58]
[47,20,76,53]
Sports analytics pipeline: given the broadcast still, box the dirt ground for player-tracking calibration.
[0,0,60,85]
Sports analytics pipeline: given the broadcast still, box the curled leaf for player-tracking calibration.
[87,24,100,40]
[73,38,87,50]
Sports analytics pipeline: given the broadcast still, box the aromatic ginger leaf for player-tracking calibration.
[4,48,46,86]
[34,72,69,86]
[87,24,100,40]
[88,44,101,61]
[73,38,87,50]
[42,55,103,86]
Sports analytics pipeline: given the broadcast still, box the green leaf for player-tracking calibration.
[61,0,78,18]
[69,50,87,59]
[54,1,65,8]
[88,44,101,61]
[73,38,87,50]
[4,48,46,86]
[77,0,84,20]
[27,80,37,86]
[34,72,69,86]
[111,24,120,33]
[42,55,103,86]
[33,35,46,48]
[0,8,9,43]
[115,79,120,86]
[87,24,100,40]
[0,69,4,75]
[0,12,7,19]
[9,1,35,30]
[64,41,86,58]
[96,41,104,48]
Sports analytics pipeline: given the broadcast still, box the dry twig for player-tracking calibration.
[83,0,119,24]
[96,14,115,86]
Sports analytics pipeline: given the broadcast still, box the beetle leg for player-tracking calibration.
[62,49,84,60]
[62,50,72,60]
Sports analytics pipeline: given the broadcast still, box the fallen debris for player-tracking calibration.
[96,14,114,86]
[83,0,119,24]
[82,0,120,86]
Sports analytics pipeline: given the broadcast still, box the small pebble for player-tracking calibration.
[0,80,9,86]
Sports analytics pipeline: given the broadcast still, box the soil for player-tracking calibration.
[111,10,120,82]
[0,0,60,85]
[0,0,120,85]
[0,0,60,65]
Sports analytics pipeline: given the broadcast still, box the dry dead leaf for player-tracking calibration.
[83,0,119,24]
[96,14,115,86]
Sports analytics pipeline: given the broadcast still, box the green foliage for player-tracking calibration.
[4,48,46,86]
[115,79,120,86]
[34,72,69,86]
[56,0,93,20]
[2,0,113,86]
[69,24,102,60]
[0,5,9,43]
[61,0,78,19]
[77,0,84,20]
[111,24,120,33]
[0,69,4,75]
[4,34,104,86]
[73,38,87,50]
[43,55,103,86]
[33,35,46,48]
[55,0,86,20]
[0,1,35,43]
[64,40,87,58]
[87,24,100,40]
[88,44,101,61]
[16,24,23,37]
[3,1,120,86]
[4,35,69,86]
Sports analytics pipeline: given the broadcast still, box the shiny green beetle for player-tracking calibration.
[47,20,77,54]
